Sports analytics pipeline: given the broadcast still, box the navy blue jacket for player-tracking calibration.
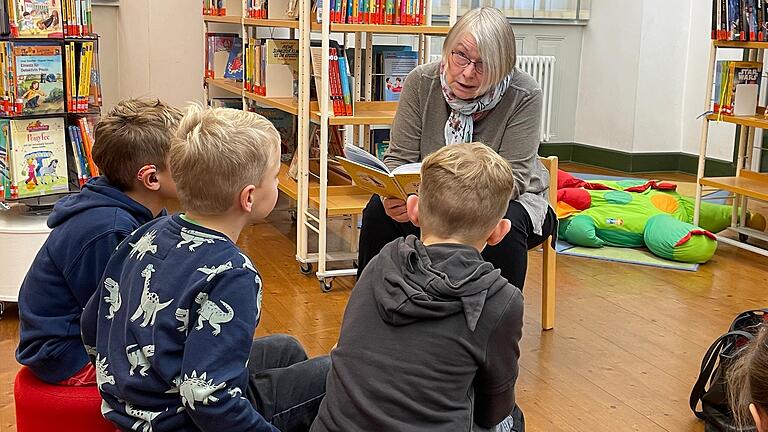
[81,214,275,432]
[16,177,157,383]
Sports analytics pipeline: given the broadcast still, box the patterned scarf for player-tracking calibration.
[440,63,514,145]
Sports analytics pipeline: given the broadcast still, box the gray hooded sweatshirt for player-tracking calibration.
[311,235,524,432]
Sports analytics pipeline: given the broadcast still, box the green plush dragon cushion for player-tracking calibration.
[556,171,766,264]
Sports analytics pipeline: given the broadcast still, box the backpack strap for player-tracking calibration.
[689,330,754,419]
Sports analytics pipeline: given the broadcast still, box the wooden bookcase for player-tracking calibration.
[202,0,457,290]
[694,40,768,257]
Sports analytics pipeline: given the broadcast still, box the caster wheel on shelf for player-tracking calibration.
[300,262,313,275]
[0,301,5,320]
[320,279,333,293]
[739,233,749,243]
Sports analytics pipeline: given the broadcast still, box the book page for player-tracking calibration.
[343,144,390,173]
[391,162,420,175]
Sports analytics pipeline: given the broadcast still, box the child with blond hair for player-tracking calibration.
[312,142,525,432]
[82,106,329,432]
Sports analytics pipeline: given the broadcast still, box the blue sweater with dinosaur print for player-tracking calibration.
[81,214,276,432]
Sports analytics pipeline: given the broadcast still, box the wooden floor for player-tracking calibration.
[2,164,767,431]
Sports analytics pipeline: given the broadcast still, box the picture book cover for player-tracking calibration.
[206,33,237,79]
[9,117,68,199]
[11,0,63,38]
[224,37,244,81]
[725,61,761,115]
[381,50,417,101]
[14,43,65,115]
[250,104,296,163]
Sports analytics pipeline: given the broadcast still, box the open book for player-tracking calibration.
[337,144,420,200]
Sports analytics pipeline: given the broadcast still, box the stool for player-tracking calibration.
[14,366,116,432]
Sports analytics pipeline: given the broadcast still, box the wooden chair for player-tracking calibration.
[538,156,558,330]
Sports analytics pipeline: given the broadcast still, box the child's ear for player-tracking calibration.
[486,218,511,246]
[239,184,257,213]
[751,403,766,432]
[137,164,160,191]
[406,194,420,227]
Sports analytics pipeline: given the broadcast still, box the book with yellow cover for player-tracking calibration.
[337,144,419,200]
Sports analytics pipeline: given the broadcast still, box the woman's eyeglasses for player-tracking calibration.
[450,51,484,74]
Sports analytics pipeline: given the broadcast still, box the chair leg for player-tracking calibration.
[541,240,556,330]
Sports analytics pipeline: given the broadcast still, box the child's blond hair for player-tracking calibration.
[170,105,280,215]
[418,142,517,243]
[728,325,768,429]
[92,98,183,190]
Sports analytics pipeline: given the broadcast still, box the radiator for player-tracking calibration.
[429,54,556,142]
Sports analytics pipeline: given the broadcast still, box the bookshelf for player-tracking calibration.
[694,40,768,257]
[201,0,456,291]
[0,0,102,311]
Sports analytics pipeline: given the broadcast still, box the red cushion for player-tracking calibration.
[14,367,117,432]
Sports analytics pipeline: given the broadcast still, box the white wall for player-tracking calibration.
[94,0,205,112]
[576,0,737,161]
[574,0,643,153]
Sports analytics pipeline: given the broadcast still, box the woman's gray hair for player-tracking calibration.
[442,7,517,96]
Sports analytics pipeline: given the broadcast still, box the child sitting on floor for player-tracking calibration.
[311,142,525,432]
[16,98,181,385]
[81,105,329,432]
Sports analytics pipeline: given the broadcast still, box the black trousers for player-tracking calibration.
[247,334,331,432]
[357,195,557,291]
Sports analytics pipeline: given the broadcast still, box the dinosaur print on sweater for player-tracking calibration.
[103,278,121,320]
[128,230,158,261]
[196,261,233,282]
[176,227,227,252]
[130,264,173,327]
[95,354,115,391]
[194,292,234,336]
[125,402,165,432]
[179,370,226,410]
[126,344,155,376]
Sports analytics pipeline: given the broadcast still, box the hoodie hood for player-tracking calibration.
[373,235,509,331]
[47,176,154,228]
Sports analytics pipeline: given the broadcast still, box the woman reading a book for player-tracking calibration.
[357,7,557,291]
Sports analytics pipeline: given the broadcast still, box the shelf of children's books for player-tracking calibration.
[706,110,768,129]
[244,91,298,115]
[67,110,101,116]
[205,78,243,95]
[244,18,299,28]
[309,101,397,125]
[0,112,67,120]
[4,191,75,205]
[0,36,98,42]
[714,40,768,49]
[203,15,243,24]
[64,36,99,41]
[700,170,768,202]
[310,22,450,35]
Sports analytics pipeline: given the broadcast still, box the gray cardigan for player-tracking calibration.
[383,61,550,234]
